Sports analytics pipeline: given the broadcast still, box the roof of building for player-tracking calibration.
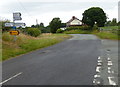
[67,16,81,23]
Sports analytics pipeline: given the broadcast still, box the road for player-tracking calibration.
[1,34,118,85]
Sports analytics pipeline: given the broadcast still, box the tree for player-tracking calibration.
[105,20,111,26]
[49,18,61,33]
[0,19,11,31]
[40,22,44,27]
[82,7,107,27]
[111,18,117,26]
[61,23,66,28]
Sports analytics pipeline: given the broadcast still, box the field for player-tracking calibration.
[2,33,71,61]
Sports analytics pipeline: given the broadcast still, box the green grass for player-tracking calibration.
[2,33,71,61]
[93,32,119,40]
[100,26,118,30]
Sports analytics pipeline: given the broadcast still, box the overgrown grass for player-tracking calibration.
[2,33,71,60]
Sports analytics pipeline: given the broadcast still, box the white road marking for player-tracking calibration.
[108,77,116,85]
[96,66,101,73]
[108,67,111,70]
[0,72,22,85]
[108,61,113,66]
[108,67,111,73]
[93,79,100,84]
[98,62,102,66]
[94,74,100,78]
[98,60,102,63]
[98,56,101,60]
[107,57,111,61]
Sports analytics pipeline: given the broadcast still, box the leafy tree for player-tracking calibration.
[40,22,44,27]
[0,19,11,31]
[61,23,66,28]
[105,20,111,26]
[111,18,117,26]
[49,18,61,33]
[82,7,107,27]
[31,25,36,28]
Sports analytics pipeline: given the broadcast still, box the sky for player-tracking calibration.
[0,0,119,26]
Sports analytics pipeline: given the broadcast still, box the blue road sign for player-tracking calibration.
[13,26,16,29]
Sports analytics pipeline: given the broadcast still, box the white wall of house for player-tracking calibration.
[70,19,82,25]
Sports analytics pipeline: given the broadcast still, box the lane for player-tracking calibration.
[2,34,101,85]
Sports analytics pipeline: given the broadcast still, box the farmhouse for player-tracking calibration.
[66,16,82,27]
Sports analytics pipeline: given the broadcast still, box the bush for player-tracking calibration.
[26,28,41,37]
[92,25,98,30]
[56,29,64,33]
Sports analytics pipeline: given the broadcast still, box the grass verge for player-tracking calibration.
[93,32,119,40]
[100,26,118,30]
[2,33,71,61]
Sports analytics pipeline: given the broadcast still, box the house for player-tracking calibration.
[66,16,82,27]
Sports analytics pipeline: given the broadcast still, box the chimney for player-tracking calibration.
[72,16,76,19]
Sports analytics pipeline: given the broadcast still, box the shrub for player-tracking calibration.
[92,25,98,30]
[26,28,41,37]
[56,29,64,33]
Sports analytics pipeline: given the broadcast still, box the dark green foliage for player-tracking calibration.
[56,29,64,33]
[27,28,41,37]
[49,18,62,33]
[61,23,66,28]
[0,19,11,31]
[82,7,107,27]
[111,18,117,26]
[92,25,98,30]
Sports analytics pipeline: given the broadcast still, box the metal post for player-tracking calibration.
[13,17,17,42]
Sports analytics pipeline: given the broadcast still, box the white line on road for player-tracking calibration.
[98,62,102,66]
[108,61,113,66]
[98,56,101,60]
[107,57,111,61]
[98,60,102,63]
[94,74,101,78]
[96,66,101,73]
[0,72,22,85]
[108,77,116,85]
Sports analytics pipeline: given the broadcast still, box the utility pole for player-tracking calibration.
[36,19,39,28]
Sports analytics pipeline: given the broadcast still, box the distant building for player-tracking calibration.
[66,16,82,27]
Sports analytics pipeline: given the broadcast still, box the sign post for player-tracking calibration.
[12,12,22,42]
